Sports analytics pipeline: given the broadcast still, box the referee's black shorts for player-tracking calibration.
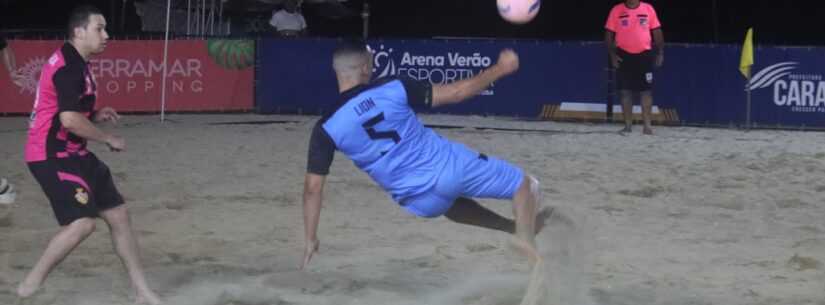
[617,48,655,92]
[28,153,125,226]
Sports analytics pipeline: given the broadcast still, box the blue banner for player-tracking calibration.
[256,39,339,114]
[256,38,605,117]
[256,38,825,128]
[653,45,745,125]
[656,44,825,127]
[746,47,825,127]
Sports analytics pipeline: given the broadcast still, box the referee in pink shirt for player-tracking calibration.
[605,0,664,135]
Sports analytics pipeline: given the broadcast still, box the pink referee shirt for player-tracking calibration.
[605,2,662,54]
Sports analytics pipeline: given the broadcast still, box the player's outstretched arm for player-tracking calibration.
[431,49,519,107]
[301,172,326,269]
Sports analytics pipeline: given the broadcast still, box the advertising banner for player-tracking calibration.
[255,38,825,128]
[256,38,605,117]
[0,40,254,114]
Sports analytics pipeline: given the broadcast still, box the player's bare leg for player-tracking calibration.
[100,205,161,305]
[444,197,515,233]
[444,197,553,235]
[443,175,550,266]
[17,218,97,298]
[510,175,542,265]
[620,90,633,133]
[641,90,654,135]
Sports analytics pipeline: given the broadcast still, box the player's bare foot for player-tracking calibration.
[135,290,162,305]
[16,279,41,298]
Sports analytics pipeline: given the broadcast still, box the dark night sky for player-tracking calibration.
[2,0,824,46]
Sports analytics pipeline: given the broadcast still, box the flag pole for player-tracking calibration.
[746,85,751,130]
[739,27,754,131]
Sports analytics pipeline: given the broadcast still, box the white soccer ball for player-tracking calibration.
[0,178,16,205]
[497,0,541,24]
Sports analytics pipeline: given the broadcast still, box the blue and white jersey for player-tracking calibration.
[306,77,451,202]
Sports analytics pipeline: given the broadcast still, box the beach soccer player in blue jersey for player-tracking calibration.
[300,40,549,268]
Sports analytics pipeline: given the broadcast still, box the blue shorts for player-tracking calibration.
[400,142,524,218]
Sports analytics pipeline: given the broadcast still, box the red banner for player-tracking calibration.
[0,40,254,114]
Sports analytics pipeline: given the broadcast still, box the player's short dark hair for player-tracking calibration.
[333,39,369,59]
[67,5,103,39]
[332,39,371,74]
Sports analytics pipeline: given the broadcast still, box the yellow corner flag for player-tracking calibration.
[739,28,754,79]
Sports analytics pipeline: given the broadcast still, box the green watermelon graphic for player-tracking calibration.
[207,40,255,70]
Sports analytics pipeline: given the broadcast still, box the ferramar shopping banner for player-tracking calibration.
[0,39,254,114]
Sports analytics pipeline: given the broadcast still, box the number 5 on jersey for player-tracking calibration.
[362,112,401,143]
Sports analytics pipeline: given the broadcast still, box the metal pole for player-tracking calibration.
[361,2,370,39]
[218,0,224,35]
[209,0,215,36]
[187,0,191,35]
[746,86,752,129]
[194,3,199,35]
[161,0,172,122]
[201,0,206,37]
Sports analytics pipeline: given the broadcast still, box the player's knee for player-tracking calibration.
[516,174,540,200]
[102,205,130,225]
[526,174,539,195]
[67,218,97,236]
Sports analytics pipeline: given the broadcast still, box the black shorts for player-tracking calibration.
[27,153,125,226]
[617,49,655,91]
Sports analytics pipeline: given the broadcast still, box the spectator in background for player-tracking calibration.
[269,0,307,37]
[604,0,664,135]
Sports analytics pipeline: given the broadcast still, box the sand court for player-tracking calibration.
[1,114,823,305]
